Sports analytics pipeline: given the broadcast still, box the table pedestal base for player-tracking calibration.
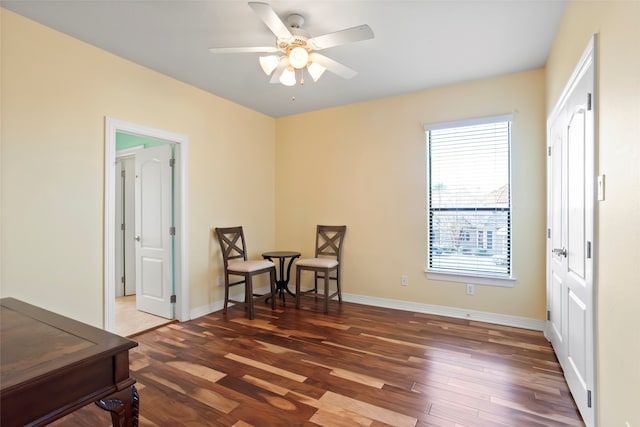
[262,251,301,305]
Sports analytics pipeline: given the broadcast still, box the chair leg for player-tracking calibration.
[313,272,319,295]
[246,275,254,320]
[295,267,302,309]
[269,268,276,311]
[324,269,330,314]
[223,275,230,314]
[336,270,342,303]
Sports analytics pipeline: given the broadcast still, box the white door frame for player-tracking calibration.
[104,117,190,331]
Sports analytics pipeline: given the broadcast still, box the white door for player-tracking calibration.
[115,161,125,297]
[135,144,174,319]
[546,37,595,426]
[122,157,136,296]
[116,157,137,296]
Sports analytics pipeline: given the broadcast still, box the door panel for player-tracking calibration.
[135,144,173,319]
[567,289,587,387]
[550,271,564,346]
[567,110,586,279]
[140,257,163,298]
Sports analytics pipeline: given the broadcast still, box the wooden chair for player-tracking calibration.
[215,226,276,320]
[295,225,347,314]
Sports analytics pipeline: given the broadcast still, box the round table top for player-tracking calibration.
[262,251,301,258]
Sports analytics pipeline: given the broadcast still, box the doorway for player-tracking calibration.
[115,139,174,335]
[104,117,190,333]
[546,35,596,426]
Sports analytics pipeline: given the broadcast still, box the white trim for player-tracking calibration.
[104,117,190,332]
[190,287,543,331]
[342,293,544,331]
[190,301,226,320]
[424,113,513,131]
[426,271,516,287]
[116,145,144,159]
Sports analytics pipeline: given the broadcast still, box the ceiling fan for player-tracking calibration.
[209,2,374,86]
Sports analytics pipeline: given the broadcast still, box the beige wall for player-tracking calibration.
[276,69,547,320]
[0,9,276,326]
[546,1,640,425]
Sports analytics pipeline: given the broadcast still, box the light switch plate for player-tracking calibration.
[597,174,605,201]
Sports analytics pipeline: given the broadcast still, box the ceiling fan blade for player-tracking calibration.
[248,2,293,42]
[208,46,279,54]
[269,57,289,83]
[307,25,374,50]
[309,53,357,79]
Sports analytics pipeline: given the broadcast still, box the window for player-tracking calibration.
[426,116,512,279]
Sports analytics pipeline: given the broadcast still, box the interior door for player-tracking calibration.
[135,144,174,319]
[547,38,595,426]
[122,157,136,296]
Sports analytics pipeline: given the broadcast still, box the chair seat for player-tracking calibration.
[228,259,274,273]
[296,257,338,269]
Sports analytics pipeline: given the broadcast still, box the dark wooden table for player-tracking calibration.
[262,251,301,303]
[0,297,139,427]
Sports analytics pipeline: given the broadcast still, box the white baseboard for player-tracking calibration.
[190,289,544,332]
[190,301,225,320]
[342,293,545,331]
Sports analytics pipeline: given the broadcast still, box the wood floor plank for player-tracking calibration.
[49,300,583,426]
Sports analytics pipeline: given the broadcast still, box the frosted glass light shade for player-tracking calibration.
[280,67,296,86]
[307,62,327,82]
[288,47,309,69]
[259,55,279,75]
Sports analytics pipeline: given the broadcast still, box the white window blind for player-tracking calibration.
[426,118,511,277]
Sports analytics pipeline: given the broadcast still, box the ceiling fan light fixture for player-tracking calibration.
[280,66,296,86]
[288,47,309,69]
[259,55,279,75]
[307,62,327,82]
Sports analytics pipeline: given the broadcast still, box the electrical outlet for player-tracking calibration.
[401,275,409,286]
[466,283,475,295]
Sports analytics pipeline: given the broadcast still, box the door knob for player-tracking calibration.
[135,236,141,242]
[552,247,567,257]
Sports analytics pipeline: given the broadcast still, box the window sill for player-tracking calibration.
[426,271,516,288]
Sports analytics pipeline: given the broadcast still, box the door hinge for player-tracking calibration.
[169,158,176,168]
[547,310,551,321]
[548,146,551,156]
[547,228,551,239]
[587,390,592,408]
[169,226,176,236]
[121,223,125,231]
[587,93,592,111]
[121,169,126,178]
[587,241,592,259]
[170,294,177,303]
[121,276,125,284]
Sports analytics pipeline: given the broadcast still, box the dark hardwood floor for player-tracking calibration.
[51,297,584,426]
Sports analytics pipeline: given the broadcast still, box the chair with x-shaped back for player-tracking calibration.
[215,226,276,319]
[295,225,347,314]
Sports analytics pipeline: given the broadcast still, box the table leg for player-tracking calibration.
[95,384,139,427]
[263,255,299,304]
[282,256,298,297]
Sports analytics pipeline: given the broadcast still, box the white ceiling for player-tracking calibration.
[2,1,567,118]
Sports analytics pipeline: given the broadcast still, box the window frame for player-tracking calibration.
[424,115,516,287]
